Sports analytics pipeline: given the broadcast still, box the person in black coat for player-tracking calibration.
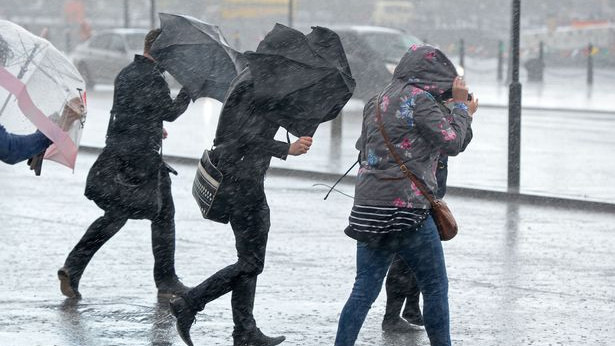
[383,101,473,333]
[169,69,312,346]
[0,34,82,168]
[57,29,191,299]
[382,156,448,331]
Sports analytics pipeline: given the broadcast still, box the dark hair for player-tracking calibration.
[143,28,161,54]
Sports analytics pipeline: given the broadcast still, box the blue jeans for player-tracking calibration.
[334,216,450,346]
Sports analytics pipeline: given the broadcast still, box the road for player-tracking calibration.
[81,88,615,202]
[0,152,614,345]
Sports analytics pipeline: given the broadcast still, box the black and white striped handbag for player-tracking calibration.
[192,149,228,223]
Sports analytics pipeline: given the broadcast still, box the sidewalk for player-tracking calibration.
[80,84,615,203]
[0,153,614,345]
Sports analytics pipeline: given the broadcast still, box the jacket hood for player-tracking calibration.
[393,45,458,98]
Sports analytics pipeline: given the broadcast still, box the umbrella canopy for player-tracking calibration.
[0,20,86,170]
[244,24,355,137]
[151,13,246,102]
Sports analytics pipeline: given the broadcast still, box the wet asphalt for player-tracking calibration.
[80,82,615,203]
[1,152,614,345]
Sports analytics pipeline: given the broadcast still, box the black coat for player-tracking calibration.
[106,55,190,157]
[85,55,190,217]
[212,69,290,182]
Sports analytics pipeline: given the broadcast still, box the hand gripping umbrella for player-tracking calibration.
[150,13,246,102]
[0,20,86,171]
[244,24,355,137]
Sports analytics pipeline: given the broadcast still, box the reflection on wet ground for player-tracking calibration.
[150,297,176,346]
[1,154,614,345]
[57,298,95,346]
[52,296,176,346]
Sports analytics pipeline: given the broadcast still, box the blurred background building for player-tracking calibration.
[1,0,614,66]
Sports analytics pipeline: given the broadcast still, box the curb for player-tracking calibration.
[79,145,615,213]
[272,169,615,213]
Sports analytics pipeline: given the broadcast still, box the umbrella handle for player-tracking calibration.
[0,92,11,116]
[27,150,45,176]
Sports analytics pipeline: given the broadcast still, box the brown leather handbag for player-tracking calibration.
[375,94,458,241]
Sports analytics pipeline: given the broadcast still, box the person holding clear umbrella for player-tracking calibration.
[0,125,51,165]
[0,34,82,166]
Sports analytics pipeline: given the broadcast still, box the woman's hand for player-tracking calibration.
[452,76,469,103]
[59,97,85,131]
[288,136,313,156]
[453,77,479,116]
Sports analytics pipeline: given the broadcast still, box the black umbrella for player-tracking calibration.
[150,13,246,102]
[306,26,355,124]
[244,24,355,137]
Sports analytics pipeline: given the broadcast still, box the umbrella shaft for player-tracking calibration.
[16,44,39,80]
[0,95,11,116]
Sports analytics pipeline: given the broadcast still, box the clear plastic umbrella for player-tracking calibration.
[0,20,86,170]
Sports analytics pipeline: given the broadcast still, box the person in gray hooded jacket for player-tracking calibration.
[334,45,478,346]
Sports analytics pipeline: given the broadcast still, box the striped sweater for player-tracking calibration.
[348,205,429,234]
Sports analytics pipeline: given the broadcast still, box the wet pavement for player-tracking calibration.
[82,82,615,202]
[1,153,614,345]
[461,58,615,114]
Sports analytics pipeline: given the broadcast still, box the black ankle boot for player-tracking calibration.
[402,302,425,327]
[402,312,425,327]
[382,316,416,333]
[157,276,189,297]
[169,296,196,346]
[233,328,286,346]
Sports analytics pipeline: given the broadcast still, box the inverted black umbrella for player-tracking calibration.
[244,24,355,137]
[150,13,246,102]
[306,26,355,124]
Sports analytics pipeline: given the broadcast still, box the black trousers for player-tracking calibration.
[383,156,446,320]
[384,254,421,320]
[183,178,269,334]
[63,169,177,285]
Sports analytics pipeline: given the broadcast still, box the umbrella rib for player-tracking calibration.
[29,61,71,93]
[18,34,28,53]
[33,60,83,84]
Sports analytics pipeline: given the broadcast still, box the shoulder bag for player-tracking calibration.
[84,111,164,220]
[374,93,458,241]
[192,149,229,224]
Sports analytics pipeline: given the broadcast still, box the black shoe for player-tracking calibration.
[402,301,425,327]
[157,277,190,297]
[57,267,81,299]
[169,296,196,346]
[402,313,425,327]
[233,328,286,346]
[382,316,417,333]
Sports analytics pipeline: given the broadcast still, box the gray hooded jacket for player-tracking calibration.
[354,45,473,209]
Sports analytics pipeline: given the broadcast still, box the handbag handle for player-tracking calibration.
[374,93,437,207]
